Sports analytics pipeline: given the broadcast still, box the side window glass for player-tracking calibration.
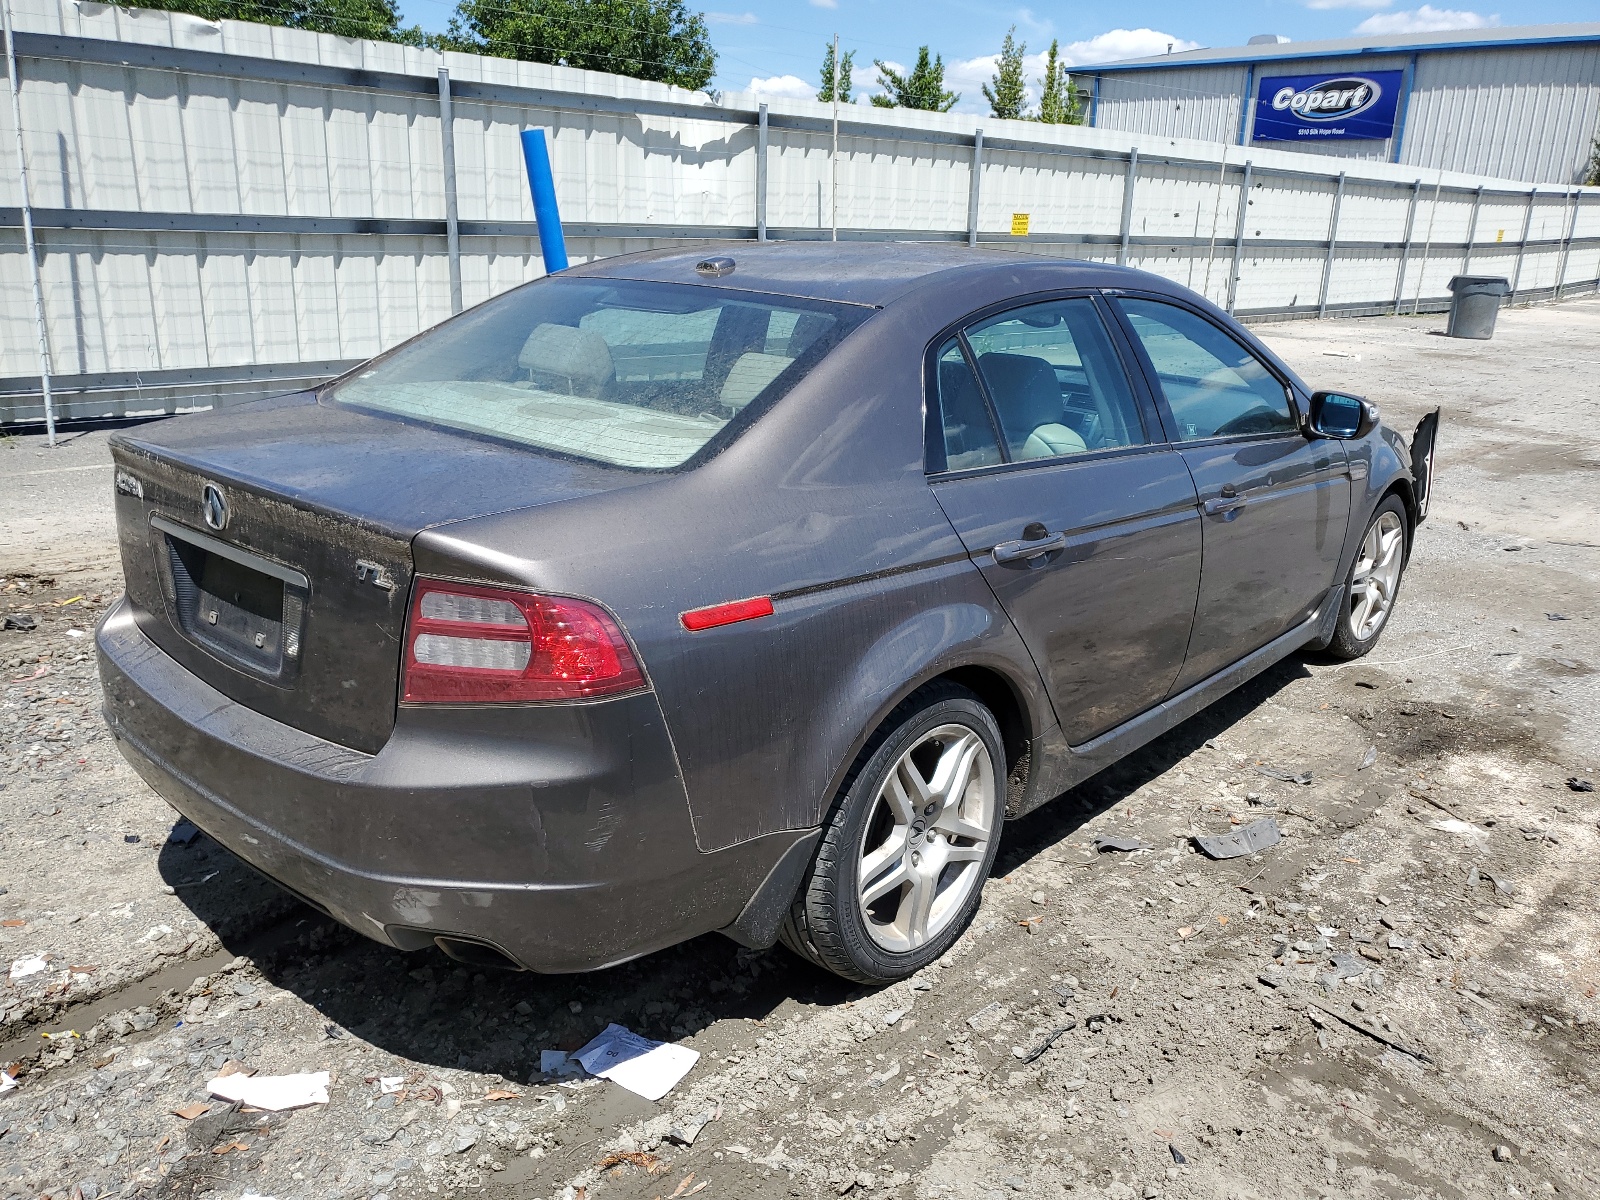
[964,298,1146,461]
[934,337,1002,471]
[1116,299,1296,440]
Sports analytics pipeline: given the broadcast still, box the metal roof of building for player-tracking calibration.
[1088,21,1600,72]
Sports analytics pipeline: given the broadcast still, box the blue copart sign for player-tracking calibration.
[1253,70,1403,142]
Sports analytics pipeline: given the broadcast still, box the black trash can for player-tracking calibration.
[1446,275,1510,340]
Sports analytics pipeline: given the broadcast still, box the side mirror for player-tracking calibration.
[1308,391,1378,439]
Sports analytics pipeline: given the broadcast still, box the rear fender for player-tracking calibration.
[804,593,1049,832]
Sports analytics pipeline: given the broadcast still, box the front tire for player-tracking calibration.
[1328,495,1409,661]
[780,683,1004,984]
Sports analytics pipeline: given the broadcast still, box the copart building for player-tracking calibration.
[1082,23,1600,185]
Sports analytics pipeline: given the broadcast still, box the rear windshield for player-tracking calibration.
[326,277,869,470]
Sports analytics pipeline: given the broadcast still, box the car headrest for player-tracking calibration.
[518,324,614,396]
[976,352,1061,434]
[719,353,791,412]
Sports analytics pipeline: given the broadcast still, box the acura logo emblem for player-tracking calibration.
[201,483,230,531]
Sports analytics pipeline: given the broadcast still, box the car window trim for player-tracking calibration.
[1102,291,1308,448]
[928,438,1180,484]
[923,288,1155,476]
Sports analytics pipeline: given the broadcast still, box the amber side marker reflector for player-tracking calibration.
[680,595,774,631]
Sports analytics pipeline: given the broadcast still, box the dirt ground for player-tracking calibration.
[1,296,1597,1200]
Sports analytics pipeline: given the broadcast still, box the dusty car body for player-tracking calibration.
[96,243,1436,983]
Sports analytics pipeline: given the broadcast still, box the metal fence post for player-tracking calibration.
[1509,187,1536,305]
[967,128,983,248]
[1554,188,1577,300]
[4,0,56,445]
[756,102,768,243]
[1461,184,1483,275]
[1393,179,1421,315]
[1410,174,1442,316]
[1317,171,1345,317]
[1117,147,1139,266]
[1226,160,1252,315]
[437,67,462,315]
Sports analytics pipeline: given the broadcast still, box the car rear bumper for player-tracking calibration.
[96,597,805,972]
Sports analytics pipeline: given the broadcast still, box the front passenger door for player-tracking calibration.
[1111,297,1351,693]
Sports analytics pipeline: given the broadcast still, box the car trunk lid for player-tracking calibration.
[109,392,642,753]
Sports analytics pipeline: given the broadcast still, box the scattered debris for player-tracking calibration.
[1254,765,1313,786]
[8,955,48,982]
[1012,1021,1077,1064]
[2,614,37,631]
[1094,835,1152,853]
[1194,817,1282,860]
[1567,777,1594,793]
[1359,745,1378,771]
[597,1150,668,1176]
[1170,1144,1188,1164]
[171,1102,211,1120]
[1306,1001,1433,1066]
[167,819,203,845]
[573,1023,699,1102]
[1545,613,1570,621]
[666,1109,717,1146]
[207,1070,331,1112]
[1430,817,1487,842]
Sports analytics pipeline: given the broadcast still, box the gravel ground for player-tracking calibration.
[1,296,1597,1200]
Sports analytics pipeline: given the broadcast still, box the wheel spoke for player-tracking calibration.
[943,841,988,864]
[883,762,922,825]
[927,732,983,813]
[933,811,990,843]
[860,847,910,908]
[902,866,939,948]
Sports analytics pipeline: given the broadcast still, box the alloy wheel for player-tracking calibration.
[1348,510,1405,641]
[856,723,995,953]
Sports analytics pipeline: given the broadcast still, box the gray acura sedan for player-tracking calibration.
[97,243,1437,984]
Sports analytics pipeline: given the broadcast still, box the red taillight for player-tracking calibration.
[401,579,645,704]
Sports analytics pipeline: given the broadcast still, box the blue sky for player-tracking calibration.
[684,0,1592,113]
[391,0,1596,113]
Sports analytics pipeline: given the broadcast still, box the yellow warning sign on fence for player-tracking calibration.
[1496,229,1505,242]
[1010,213,1031,237]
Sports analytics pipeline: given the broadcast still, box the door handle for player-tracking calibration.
[1203,495,1247,516]
[992,532,1068,563]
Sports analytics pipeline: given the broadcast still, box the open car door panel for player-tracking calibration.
[1411,408,1440,522]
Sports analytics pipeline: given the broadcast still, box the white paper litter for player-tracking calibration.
[572,1023,699,1102]
[540,1049,581,1078]
[8,955,48,982]
[0,1072,16,1094]
[208,1070,330,1111]
[1430,818,1487,841]
[378,1076,406,1094]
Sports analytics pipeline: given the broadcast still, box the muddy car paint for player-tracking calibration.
[96,243,1428,973]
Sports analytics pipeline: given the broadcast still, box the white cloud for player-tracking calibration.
[1056,28,1201,66]
[705,10,758,24]
[808,0,837,8]
[1354,4,1499,32]
[747,74,816,100]
[1303,0,1392,9]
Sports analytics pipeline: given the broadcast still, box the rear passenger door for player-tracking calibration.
[1109,295,1351,693]
[928,295,1202,745]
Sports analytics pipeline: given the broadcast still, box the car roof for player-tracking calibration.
[567,241,1159,307]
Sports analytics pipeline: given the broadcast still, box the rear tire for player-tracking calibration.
[1327,495,1410,661]
[780,682,1004,985]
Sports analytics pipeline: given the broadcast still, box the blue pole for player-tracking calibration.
[520,128,568,273]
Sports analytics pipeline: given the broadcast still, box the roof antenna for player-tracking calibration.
[1166,42,1173,54]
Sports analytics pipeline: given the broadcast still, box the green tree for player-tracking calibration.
[818,42,855,103]
[133,0,425,43]
[982,26,1027,120]
[443,0,716,91]
[871,46,958,112]
[1036,38,1085,125]
[1587,136,1600,187]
